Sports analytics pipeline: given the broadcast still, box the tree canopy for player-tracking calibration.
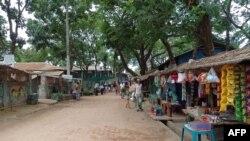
[0,0,249,76]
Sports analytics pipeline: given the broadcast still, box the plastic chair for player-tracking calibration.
[181,124,216,141]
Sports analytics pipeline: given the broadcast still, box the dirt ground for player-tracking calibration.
[0,92,179,141]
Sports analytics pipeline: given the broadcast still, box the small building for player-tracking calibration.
[72,66,114,80]
[14,62,66,99]
[72,65,114,89]
[0,64,30,108]
[139,43,228,100]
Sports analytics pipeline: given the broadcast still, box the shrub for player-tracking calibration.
[51,93,65,101]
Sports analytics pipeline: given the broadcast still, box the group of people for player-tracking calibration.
[73,78,144,111]
[117,78,144,112]
[94,81,115,96]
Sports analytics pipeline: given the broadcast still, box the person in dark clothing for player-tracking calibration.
[100,82,104,95]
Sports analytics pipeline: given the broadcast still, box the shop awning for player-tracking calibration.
[160,44,250,74]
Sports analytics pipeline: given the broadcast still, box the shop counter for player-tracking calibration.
[182,108,244,141]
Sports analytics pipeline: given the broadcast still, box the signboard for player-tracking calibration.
[62,74,72,80]
[3,54,15,67]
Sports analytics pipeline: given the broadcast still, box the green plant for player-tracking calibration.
[83,88,92,96]
[51,93,65,101]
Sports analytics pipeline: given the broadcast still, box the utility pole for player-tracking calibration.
[64,0,73,94]
[66,0,70,75]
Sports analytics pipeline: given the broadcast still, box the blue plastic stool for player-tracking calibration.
[181,124,216,141]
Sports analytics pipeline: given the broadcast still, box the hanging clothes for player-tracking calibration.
[162,79,168,100]
[198,83,206,98]
[168,82,178,103]
[182,82,187,101]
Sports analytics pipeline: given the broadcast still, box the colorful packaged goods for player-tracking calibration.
[189,121,211,130]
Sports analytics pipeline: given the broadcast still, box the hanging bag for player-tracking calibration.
[167,75,172,83]
[177,72,186,83]
[206,67,220,83]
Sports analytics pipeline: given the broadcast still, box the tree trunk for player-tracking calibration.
[5,0,16,54]
[192,38,202,59]
[116,49,138,77]
[199,14,214,56]
[225,0,232,51]
[139,45,147,75]
[4,0,28,54]
[160,38,176,67]
[185,1,214,56]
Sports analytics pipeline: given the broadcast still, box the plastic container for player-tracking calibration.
[26,93,39,105]
[156,108,162,116]
[189,121,211,130]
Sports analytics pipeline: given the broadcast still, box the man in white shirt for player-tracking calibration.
[94,83,99,96]
[135,78,143,111]
[120,82,124,94]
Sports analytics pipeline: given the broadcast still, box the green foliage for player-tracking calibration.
[83,88,92,96]
[0,0,29,53]
[27,0,93,66]
[51,93,65,101]
[15,47,50,62]
[0,0,248,75]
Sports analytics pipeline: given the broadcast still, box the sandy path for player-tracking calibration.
[0,93,179,141]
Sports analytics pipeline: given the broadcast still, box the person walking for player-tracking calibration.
[135,78,143,111]
[128,81,136,109]
[115,82,119,95]
[94,82,99,96]
[120,82,126,99]
[100,82,105,95]
[75,82,81,101]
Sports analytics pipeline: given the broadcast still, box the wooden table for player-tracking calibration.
[161,101,181,115]
[182,109,241,125]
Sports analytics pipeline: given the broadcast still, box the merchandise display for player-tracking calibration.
[220,65,228,112]
[234,65,245,121]
[246,66,250,123]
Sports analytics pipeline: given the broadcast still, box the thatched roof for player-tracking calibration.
[184,45,250,70]
[160,45,250,75]
[136,70,160,81]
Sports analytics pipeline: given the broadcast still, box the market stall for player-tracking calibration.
[172,46,250,141]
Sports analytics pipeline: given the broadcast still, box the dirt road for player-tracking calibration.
[0,93,179,141]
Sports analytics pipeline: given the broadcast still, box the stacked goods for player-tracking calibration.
[234,65,245,121]
[246,66,250,124]
[205,82,210,95]
[217,81,221,107]
[226,65,236,107]
[220,65,228,112]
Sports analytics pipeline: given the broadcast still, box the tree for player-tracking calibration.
[26,0,92,67]
[184,0,215,56]
[0,15,9,53]
[15,47,50,62]
[98,2,147,76]
[221,0,250,45]
[0,0,29,54]
[98,0,189,75]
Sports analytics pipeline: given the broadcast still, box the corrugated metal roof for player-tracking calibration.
[0,63,30,74]
[14,62,65,71]
[43,71,64,77]
[72,66,112,71]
